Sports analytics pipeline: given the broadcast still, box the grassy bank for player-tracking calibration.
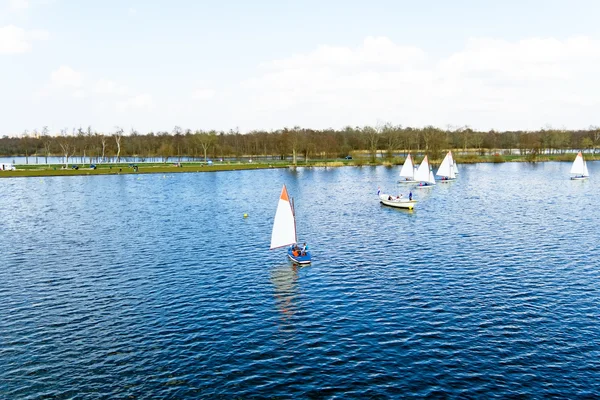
[0,162,288,178]
[0,153,597,178]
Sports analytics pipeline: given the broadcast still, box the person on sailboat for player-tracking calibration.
[409,191,413,201]
[301,243,308,255]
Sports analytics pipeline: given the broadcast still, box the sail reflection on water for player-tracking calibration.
[271,264,300,318]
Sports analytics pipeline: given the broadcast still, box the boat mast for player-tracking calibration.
[290,196,298,243]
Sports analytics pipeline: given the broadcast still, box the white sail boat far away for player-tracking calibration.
[398,154,417,183]
[270,185,311,264]
[570,151,589,180]
[414,155,436,188]
[436,151,457,182]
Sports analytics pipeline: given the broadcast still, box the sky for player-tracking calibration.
[1,0,600,136]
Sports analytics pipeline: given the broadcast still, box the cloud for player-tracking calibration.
[94,79,129,96]
[51,65,83,87]
[239,36,600,130]
[0,25,49,54]
[191,88,216,100]
[117,94,154,111]
[9,0,29,10]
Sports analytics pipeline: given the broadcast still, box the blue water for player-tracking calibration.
[1,162,600,398]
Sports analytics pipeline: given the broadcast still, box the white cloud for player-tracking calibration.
[51,65,83,87]
[72,89,86,99]
[9,0,29,10]
[262,36,427,70]
[239,36,600,130]
[191,88,216,100]
[117,94,153,111]
[94,79,129,96]
[0,25,49,54]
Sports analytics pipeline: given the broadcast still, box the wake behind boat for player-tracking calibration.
[270,185,311,264]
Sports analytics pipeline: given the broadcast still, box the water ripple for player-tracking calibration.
[2,164,600,398]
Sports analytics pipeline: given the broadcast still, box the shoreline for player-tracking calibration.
[0,155,596,178]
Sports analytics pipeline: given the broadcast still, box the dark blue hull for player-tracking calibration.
[287,247,311,264]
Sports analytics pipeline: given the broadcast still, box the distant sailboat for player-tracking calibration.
[414,155,436,188]
[436,151,457,182]
[398,154,417,183]
[570,151,589,180]
[270,185,311,264]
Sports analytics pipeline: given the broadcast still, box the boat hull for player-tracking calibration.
[414,183,435,188]
[398,179,417,184]
[287,247,311,264]
[571,176,589,180]
[379,195,416,209]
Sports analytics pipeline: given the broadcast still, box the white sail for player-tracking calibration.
[428,169,437,185]
[583,160,589,177]
[436,151,456,179]
[454,160,460,175]
[270,185,297,249]
[570,152,587,176]
[399,154,415,180]
[414,155,432,183]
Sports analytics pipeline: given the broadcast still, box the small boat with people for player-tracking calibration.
[570,151,589,180]
[378,188,416,209]
[270,184,311,264]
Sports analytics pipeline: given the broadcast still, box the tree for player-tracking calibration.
[100,134,108,162]
[41,126,51,164]
[363,126,379,162]
[581,137,593,151]
[114,127,124,163]
[22,130,30,164]
[195,130,217,162]
[58,128,74,167]
[158,142,174,163]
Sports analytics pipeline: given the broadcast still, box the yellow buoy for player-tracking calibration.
[243,213,248,218]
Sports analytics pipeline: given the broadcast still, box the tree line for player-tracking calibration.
[1,124,599,164]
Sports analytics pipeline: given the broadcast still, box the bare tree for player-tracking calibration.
[22,130,30,164]
[114,127,124,163]
[58,128,73,167]
[100,134,107,162]
[364,126,379,162]
[41,126,51,164]
[195,130,217,163]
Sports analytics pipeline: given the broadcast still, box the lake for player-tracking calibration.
[1,162,599,398]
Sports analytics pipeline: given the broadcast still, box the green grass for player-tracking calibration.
[1,153,598,178]
[0,163,287,178]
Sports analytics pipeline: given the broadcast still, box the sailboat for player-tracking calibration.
[570,151,589,180]
[436,151,457,182]
[270,185,311,264]
[414,155,436,188]
[398,154,417,183]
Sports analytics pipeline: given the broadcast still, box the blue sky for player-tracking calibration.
[1,0,599,136]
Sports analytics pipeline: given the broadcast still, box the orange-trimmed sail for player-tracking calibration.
[270,185,297,249]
